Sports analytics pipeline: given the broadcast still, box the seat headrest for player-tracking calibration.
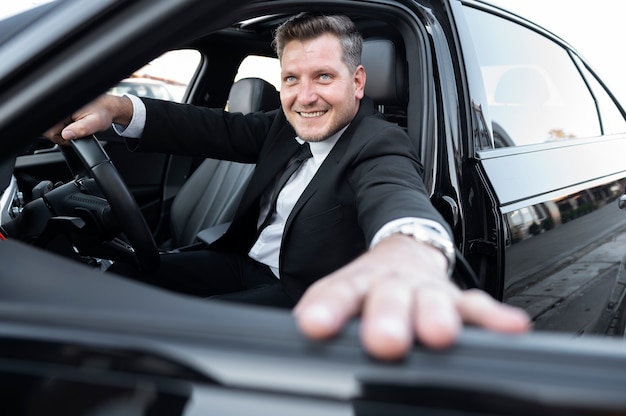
[362,38,408,106]
[227,77,280,114]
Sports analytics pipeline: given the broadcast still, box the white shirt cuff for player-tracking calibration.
[370,217,452,249]
[112,94,146,138]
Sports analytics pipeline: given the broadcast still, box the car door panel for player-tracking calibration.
[479,138,626,209]
[478,138,626,334]
[455,1,626,335]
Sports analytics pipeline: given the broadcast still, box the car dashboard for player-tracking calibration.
[0,153,25,238]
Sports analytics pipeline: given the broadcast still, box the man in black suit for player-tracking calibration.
[46,13,529,360]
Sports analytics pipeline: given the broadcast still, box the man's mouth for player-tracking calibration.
[298,110,326,118]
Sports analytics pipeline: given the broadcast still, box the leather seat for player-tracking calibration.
[167,77,279,248]
[362,38,407,107]
[361,37,408,128]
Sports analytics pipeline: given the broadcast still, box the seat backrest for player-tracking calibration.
[168,78,279,248]
[227,77,280,113]
[362,38,408,107]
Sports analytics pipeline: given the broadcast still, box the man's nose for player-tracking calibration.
[296,80,317,104]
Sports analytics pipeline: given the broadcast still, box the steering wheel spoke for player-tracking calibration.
[69,136,160,273]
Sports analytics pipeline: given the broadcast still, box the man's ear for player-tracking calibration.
[354,65,366,99]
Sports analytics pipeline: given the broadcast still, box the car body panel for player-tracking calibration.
[449,0,626,331]
[2,239,626,414]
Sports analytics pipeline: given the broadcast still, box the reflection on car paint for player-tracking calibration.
[504,179,626,333]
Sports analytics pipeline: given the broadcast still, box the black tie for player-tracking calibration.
[259,142,312,231]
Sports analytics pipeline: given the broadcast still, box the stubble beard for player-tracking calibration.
[286,103,356,143]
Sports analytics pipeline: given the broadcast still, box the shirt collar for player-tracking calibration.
[295,125,348,165]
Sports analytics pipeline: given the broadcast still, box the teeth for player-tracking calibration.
[299,111,325,118]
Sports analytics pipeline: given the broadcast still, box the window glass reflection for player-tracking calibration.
[464,8,601,147]
[573,55,626,135]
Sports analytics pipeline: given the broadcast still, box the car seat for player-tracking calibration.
[361,37,408,126]
[362,38,407,105]
[166,77,280,248]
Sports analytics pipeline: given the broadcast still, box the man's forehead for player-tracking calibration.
[284,33,340,49]
[281,35,341,60]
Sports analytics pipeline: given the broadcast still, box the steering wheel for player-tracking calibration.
[67,136,160,273]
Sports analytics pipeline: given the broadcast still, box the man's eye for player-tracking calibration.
[285,76,296,83]
[320,74,331,80]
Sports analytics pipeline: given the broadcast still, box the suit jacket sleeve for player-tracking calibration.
[130,97,277,163]
[344,113,450,244]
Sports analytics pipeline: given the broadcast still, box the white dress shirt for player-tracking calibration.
[249,129,345,276]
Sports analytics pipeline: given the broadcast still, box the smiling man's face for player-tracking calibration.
[279,33,365,142]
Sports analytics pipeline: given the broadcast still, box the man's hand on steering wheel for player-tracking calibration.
[43,95,159,273]
[45,95,134,145]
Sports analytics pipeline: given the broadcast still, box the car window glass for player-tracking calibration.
[573,55,626,136]
[108,49,201,103]
[235,55,281,91]
[463,7,601,147]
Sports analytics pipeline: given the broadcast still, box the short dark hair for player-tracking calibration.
[273,13,363,72]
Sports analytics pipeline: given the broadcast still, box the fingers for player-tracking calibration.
[360,278,464,360]
[61,112,107,140]
[42,95,128,144]
[294,271,364,340]
[42,118,69,145]
[297,280,530,361]
[457,289,531,333]
[295,270,530,361]
[413,286,462,349]
[296,273,464,360]
[360,278,413,360]
[294,234,530,361]
[43,114,97,145]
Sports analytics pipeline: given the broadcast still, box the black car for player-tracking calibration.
[1,0,626,414]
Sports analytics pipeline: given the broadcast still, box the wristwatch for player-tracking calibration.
[379,222,456,277]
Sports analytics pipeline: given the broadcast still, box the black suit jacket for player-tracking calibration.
[138,97,449,300]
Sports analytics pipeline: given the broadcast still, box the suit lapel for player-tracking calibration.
[285,97,377,229]
[237,122,300,213]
